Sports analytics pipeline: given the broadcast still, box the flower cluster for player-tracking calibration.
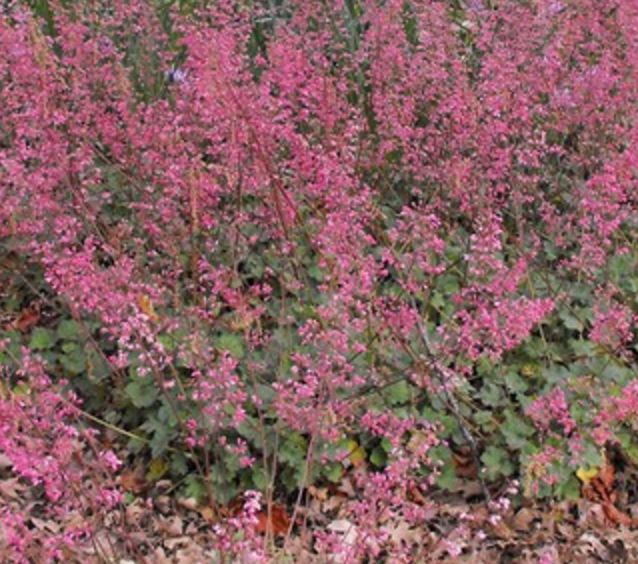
[2,0,638,560]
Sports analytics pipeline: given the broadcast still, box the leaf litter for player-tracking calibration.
[3,445,638,563]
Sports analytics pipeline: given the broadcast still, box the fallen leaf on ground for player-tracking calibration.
[254,504,291,535]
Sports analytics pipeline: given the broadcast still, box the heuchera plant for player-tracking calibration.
[3,0,638,560]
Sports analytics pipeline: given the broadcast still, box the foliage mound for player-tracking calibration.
[3,0,638,561]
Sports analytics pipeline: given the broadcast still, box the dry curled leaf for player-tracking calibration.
[488,517,515,540]
[578,454,637,527]
[119,466,148,495]
[198,505,217,524]
[9,305,40,332]
[137,294,159,322]
[601,501,636,528]
[452,444,479,480]
[254,504,291,536]
[512,507,539,532]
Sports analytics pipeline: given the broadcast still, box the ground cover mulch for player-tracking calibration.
[3,443,638,564]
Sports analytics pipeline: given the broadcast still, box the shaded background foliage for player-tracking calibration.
[2,0,638,560]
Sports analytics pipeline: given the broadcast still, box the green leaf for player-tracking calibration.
[570,339,595,357]
[384,380,412,405]
[141,416,172,457]
[481,446,515,479]
[580,443,604,469]
[338,438,366,466]
[184,475,207,504]
[170,452,189,476]
[147,458,169,482]
[252,467,269,490]
[61,341,78,353]
[157,327,189,353]
[478,381,505,407]
[237,415,261,443]
[557,475,582,500]
[308,265,324,281]
[624,444,638,465]
[380,437,393,453]
[127,436,146,454]
[542,365,571,385]
[281,466,303,490]
[323,462,344,483]
[279,433,307,465]
[505,370,531,394]
[421,407,455,432]
[86,348,111,381]
[474,410,498,433]
[29,328,55,350]
[370,446,387,468]
[255,383,276,404]
[501,410,535,450]
[57,320,79,341]
[125,378,159,408]
[217,333,245,359]
[429,445,456,490]
[158,402,179,426]
[560,312,584,332]
[60,348,87,375]
[435,465,458,490]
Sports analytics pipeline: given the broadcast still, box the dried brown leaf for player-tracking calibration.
[10,306,40,332]
[512,507,539,532]
[254,504,291,536]
[119,467,148,495]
